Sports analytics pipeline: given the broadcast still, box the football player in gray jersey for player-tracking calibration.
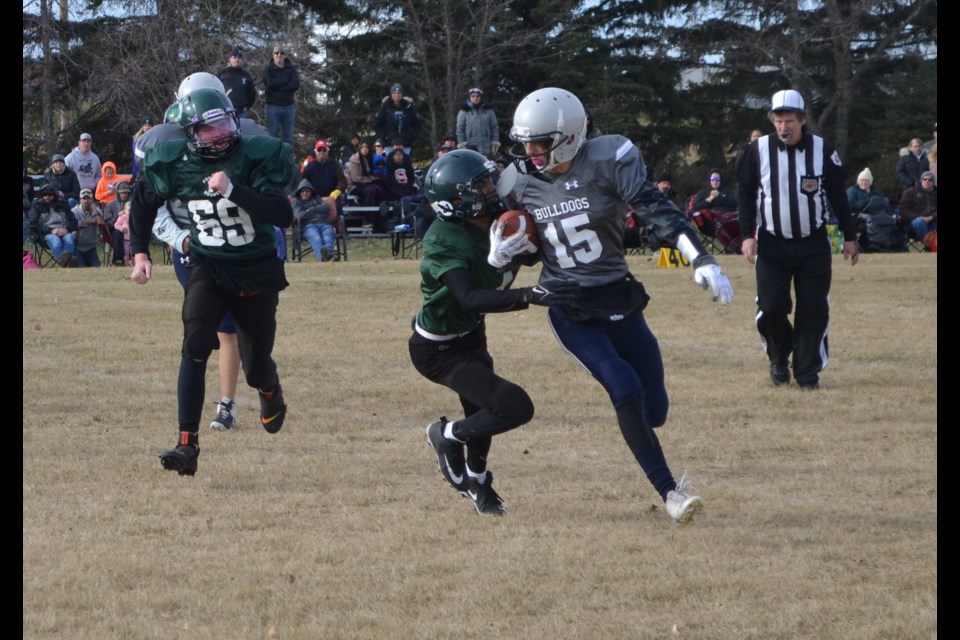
[491,87,734,524]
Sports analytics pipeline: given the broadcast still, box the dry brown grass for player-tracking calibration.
[23,247,937,640]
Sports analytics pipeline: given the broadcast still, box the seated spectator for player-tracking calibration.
[301,138,347,200]
[339,133,360,167]
[346,140,387,207]
[847,168,902,252]
[687,169,742,253]
[71,189,104,267]
[23,163,35,244]
[103,180,132,265]
[898,171,937,243]
[385,145,423,230]
[654,172,678,205]
[43,153,81,207]
[29,184,78,267]
[95,161,129,207]
[292,179,338,262]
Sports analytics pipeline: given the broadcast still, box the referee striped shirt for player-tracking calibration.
[737,132,855,241]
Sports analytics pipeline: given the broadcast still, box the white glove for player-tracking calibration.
[487,222,535,268]
[694,263,733,304]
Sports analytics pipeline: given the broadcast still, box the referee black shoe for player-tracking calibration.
[770,361,790,386]
[160,443,199,476]
[426,418,467,492]
[462,472,506,516]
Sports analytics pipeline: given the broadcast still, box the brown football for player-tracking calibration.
[496,209,540,248]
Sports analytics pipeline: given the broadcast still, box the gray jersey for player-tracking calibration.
[499,135,642,287]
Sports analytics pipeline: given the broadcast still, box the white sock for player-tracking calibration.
[443,421,464,443]
[466,466,488,484]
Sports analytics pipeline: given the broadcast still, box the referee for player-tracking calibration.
[737,89,859,390]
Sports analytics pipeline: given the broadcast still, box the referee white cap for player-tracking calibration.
[771,89,805,113]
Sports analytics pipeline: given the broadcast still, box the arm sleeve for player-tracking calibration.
[441,268,530,314]
[823,148,855,240]
[690,189,710,211]
[130,178,165,256]
[737,141,760,239]
[152,203,191,252]
[456,110,466,143]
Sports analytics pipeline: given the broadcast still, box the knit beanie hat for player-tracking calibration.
[857,168,873,185]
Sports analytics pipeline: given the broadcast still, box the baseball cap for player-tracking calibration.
[80,188,93,198]
[39,184,55,195]
[51,153,65,163]
[771,89,805,113]
[231,47,243,58]
[141,116,154,126]
[390,83,403,93]
[468,87,483,95]
[116,181,131,193]
[79,133,92,141]
[314,139,330,150]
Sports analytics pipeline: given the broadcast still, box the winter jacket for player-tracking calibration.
[218,65,258,112]
[95,162,130,205]
[262,58,300,107]
[895,152,929,190]
[29,196,77,237]
[293,179,334,227]
[301,158,348,198]
[373,96,421,148]
[43,165,81,202]
[456,100,499,156]
[72,202,103,251]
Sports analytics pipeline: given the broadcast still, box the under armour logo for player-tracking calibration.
[564,180,579,190]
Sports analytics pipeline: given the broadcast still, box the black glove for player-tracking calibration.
[525,281,581,306]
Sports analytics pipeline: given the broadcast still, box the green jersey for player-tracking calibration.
[416,218,517,337]
[143,136,293,261]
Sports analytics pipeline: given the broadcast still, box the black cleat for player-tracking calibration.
[259,385,286,434]
[462,472,506,516]
[770,362,790,386]
[160,444,199,476]
[426,418,466,491]
[799,381,820,391]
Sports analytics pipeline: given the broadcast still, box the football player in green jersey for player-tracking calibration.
[411,149,579,516]
[129,87,295,476]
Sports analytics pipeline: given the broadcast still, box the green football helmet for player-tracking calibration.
[178,87,241,159]
[163,101,180,124]
[423,149,502,219]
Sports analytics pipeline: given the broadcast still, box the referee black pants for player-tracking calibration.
[755,229,832,386]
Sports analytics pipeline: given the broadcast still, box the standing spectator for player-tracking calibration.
[71,189,103,267]
[131,117,154,178]
[129,86,295,476]
[455,87,499,158]
[301,138,347,200]
[95,161,129,207]
[373,83,420,156]
[413,149,579,516]
[64,133,102,194]
[29,184,78,266]
[898,171,937,242]
[292,179,337,262]
[103,180,132,265]
[494,87,729,523]
[262,45,300,147]
[894,137,929,191]
[923,122,937,153]
[43,153,81,207]
[737,89,859,391]
[219,47,257,118]
[338,132,360,167]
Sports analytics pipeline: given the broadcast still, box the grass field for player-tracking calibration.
[23,246,937,640]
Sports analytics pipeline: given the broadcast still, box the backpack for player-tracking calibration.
[23,250,40,270]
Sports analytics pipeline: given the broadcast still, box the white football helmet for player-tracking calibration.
[176,72,225,101]
[508,87,587,173]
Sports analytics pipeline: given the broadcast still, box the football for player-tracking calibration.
[496,209,540,248]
